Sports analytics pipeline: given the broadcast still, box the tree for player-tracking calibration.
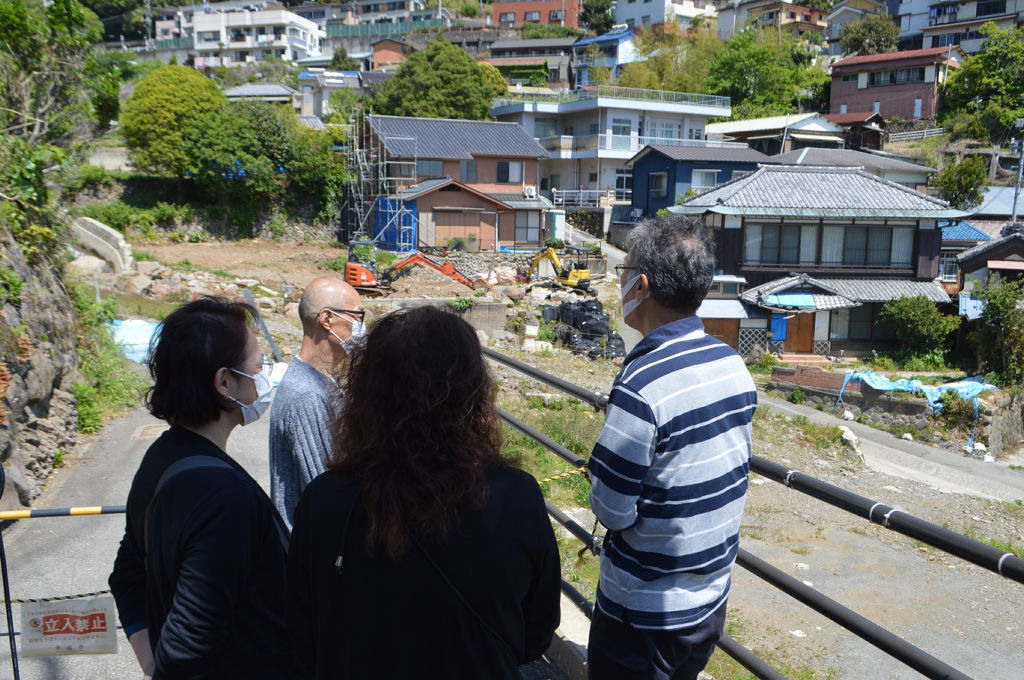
[478,62,508,99]
[968,275,1024,383]
[370,37,504,120]
[580,0,613,36]
[0,0,99,145]
[330,45,361,71]
[584,43,611,86]
[708,28,821,119]
[617,27,721,93]
[942,23,1024,142]
[934,156,986,209]
[838,15,899,56]
[121,65,226,184]
[878,296,960,352]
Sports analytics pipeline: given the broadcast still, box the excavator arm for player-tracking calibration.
[387,252,475,290]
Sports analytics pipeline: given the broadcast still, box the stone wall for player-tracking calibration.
[770,366,934,432]
[986,392,1024,455]
[0,234,80,510]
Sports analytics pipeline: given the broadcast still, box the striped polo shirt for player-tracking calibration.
[589,315,757,630]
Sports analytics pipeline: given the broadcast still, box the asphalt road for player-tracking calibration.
[0,402,566,680]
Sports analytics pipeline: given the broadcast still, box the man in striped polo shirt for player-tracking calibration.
[588,215,757,680]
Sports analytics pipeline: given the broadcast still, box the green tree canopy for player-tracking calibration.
[934,156,986,209]
[580,0,613,36]
[878,296,960,352]
[331,45,361,71]
[0,0,100,144]
[370,37,505,120]
[121,65,226,180]
[708,28,825,119]
[942,23,1024,142]
[968,274,1024,383]
[838,14,899,56]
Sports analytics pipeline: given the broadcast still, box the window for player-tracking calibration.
[649,121,681,139]
[612,118,631,150]
[497,161,522,183]
[549,10,563,21]
[841,74,857,83]
[549,174,561,190]
[873,101,880,113]
[940,252,959,282]
[198,30,220,41]
[515,211,540,243]
[641,15,651,25]
[534,117,558,138]
[615,168,632,200]
[691,169,718,192]
[625,18,635,27]
[650,172,667,198]
[524,10,540,21]
[459,160,476,183]
[688,127,703,140]
[840,104,848,114]
[731,170,751,181]
[976,0,1006,16]
[913,98,922,119]
[588,172,598,183]
[500,12,515,23]
[760,225,802,264]
[417,160,444,179]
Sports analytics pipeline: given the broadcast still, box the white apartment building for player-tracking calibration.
[490,85,733,205]
[889,0,1024,54]
[193,6,325,67]
[614,0,718,31]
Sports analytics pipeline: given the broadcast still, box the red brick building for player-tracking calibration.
[829,47,962,121]
[493,0,582,28]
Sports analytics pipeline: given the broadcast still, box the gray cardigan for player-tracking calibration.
[268,357,338,530]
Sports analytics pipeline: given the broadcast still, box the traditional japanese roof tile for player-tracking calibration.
[669,165,965,219]
[770,148,934,173]
[941,220,991,243]
[630,144,772,165]
[956,232,1024,263]
[368,115,548,160]
[741,273,950,311]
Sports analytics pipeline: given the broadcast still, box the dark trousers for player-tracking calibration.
[587,601,727,680]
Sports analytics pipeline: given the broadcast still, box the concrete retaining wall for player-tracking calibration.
[986,392,1024,455]
[70,217,133,274]
[770,366,934,431]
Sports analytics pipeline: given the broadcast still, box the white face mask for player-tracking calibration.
[228,366,273,426]
[327,311,367,356]
[620,272,648,326]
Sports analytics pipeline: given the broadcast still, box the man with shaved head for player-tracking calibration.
[270,276,364,529]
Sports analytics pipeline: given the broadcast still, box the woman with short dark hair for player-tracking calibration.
[287,305,561,679]
[109,297,307,680]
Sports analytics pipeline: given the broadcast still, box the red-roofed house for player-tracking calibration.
[830,47,962,121]
[824,111,886,150]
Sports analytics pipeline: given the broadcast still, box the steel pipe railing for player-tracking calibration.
[498,407,587,469]
[484,347,608,410]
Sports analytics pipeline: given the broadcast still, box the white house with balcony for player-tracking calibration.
[614,0,718,30]
[490,85,731,207]
[889,0,1023,54]
[193,5,324,68]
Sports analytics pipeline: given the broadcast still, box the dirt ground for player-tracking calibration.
[128,239,1024,679]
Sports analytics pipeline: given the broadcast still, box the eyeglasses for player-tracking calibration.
[239,354,273,374]
[325,308,366,324]
[614,265,638,277]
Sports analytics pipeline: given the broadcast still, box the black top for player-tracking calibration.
[108,426,307,680]
[287,465,562,680]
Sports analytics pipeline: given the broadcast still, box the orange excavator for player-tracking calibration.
[344,245,476,296]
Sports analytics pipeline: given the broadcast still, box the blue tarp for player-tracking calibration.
[765,291,816,309]
[107,319,288,386]
[836,371,997,416]
[770,314,788,341]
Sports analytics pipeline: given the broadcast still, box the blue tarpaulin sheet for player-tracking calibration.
[836,371,997,416]
[770,314,788,341]
[765,292,816,309]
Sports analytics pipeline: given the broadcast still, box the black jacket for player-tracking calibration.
[287,465,561,679]
[109,426,307,680]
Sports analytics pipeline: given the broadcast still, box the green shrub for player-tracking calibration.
[459,3,477,16]
[449,297,473,313]
[878,296,960,352]
[938,390,974,425]
[0,268,25,305]
[543,238,564,249]
[538,322,559,344]
[447,237,466,251]
[787,387,806,404]
[266,212,288,241]
[748,352,778,375]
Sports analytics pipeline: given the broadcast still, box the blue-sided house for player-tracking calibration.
[627,144,772,217]
[572,26,639,86]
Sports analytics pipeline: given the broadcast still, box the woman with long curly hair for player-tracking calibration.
[286,305,560,679]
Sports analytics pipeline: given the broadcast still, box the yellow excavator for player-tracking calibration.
[522,245,591,290]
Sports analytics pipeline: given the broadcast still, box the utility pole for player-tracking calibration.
[144,0,152,52]
[1012,118,1024,223]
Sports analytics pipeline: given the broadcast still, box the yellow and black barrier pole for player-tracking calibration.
[0,505,126,521]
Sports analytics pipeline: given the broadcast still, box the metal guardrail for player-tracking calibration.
[483,345,1024,679]
[889,128,946,142]
[491,85,731,110]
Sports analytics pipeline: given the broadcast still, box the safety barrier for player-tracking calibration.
[481,345,1024,679]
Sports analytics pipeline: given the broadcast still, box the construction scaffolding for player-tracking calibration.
[339,110,420,251]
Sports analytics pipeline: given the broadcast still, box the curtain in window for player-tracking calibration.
[844,227,867,265]
[822,226,843,265]
[761,225,780,263]
[780,225,800,264]
[745,224,761,263]
[800,225,817,264]
[830,309,849,339]
[867,228,891,265]
[891,228,914,266]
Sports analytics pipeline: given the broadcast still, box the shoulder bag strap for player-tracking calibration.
[143,456,234,557]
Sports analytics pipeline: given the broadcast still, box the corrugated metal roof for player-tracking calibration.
[824,112,884,125]
[974,186,1020,217]
[941,220,991,243]
[368,115,548,160]
[394,177,453,199]
[696,299,749,319]
[670,165,965,219]
[574,27,634,47]
[832,46,961,69]
[634,144,771,164]
[770,148,934,173]
[705,113,821,135]
[223,83,297,98]
[297,115,326,131]
[486,193,554,209]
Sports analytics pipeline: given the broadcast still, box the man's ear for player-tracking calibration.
[213,367,233,400]
[636,273,651,297]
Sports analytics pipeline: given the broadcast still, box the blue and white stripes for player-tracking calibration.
[589,316,757,630]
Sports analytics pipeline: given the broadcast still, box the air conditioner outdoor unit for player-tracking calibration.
[523,185,537,199]
[630,208,643,218]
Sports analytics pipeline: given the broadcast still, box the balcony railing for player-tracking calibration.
[537,134,748,154]
[551,188,630,207]
[492,85,730,111]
